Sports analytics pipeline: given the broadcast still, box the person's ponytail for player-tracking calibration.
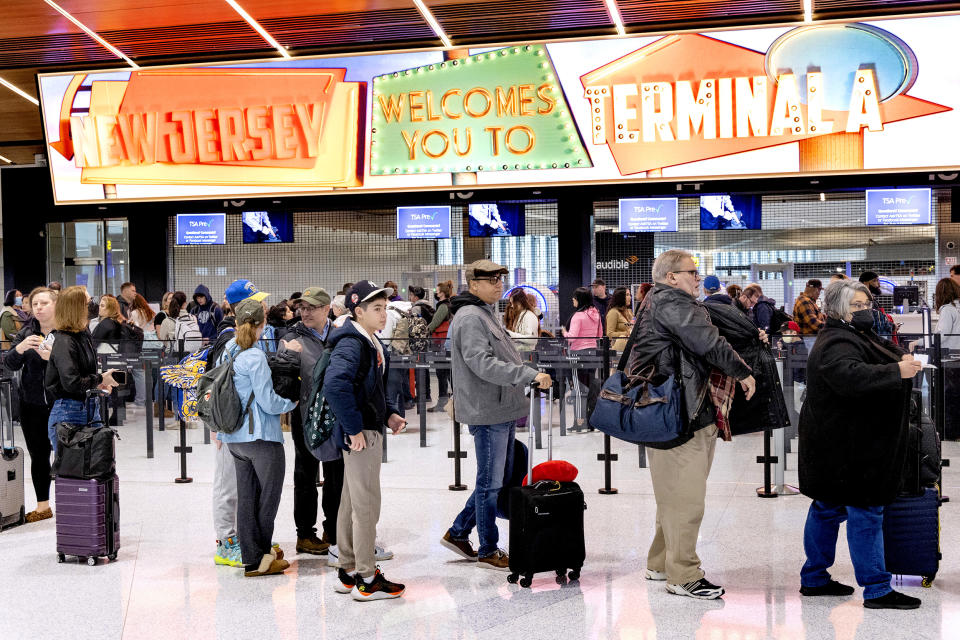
[236,319,259,350]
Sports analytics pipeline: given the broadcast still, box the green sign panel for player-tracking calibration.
[370,44,591,175]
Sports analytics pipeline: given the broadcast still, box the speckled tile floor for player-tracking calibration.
[2,399,957,640]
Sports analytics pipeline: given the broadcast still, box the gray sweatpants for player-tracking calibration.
[229,440,286,569]
[213,440,238,543]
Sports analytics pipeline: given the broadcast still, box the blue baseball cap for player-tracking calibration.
[224,279,269,305]
[703,275,721,292]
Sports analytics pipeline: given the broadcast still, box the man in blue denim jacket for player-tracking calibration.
[439,260,552,571]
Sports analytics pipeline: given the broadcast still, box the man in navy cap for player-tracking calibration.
[702,275,732,305]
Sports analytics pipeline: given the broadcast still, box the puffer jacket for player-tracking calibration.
[625,284,752,447]
[566,306,603,351]
[4,318,51,406]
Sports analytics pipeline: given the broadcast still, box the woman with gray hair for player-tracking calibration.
[798,279,923,609]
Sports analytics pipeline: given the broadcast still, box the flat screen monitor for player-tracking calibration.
[618,198,678,232]
[397,206,451,240]
[242,211,294,243]
[893,286,920,307]
[699,195,762,230]
[866,188,932,225]
[468,203,525,237]
[176,213,226,245]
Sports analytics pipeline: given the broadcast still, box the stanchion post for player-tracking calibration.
[448,420,467,491]
[174,418,193,483]
[143,360,154,459]
[597,338,618,494]
[157,376,166,432]
[638,444,646,469]
[416,363,428,448]
[932,333,950,502]
[756,428,777,498]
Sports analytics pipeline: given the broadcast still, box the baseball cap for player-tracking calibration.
[299,286,331,307]
[465,259,508,281]
[702,275,721,292]
[346,280,393,311]
[225,279,269,305]
[233,297,265,325]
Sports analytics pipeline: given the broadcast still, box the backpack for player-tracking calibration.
[118,321,144,354]
[390,308,429,354]
[302,336,371,457]
[412,301,435,325]
[196,348,255,434]
[174,315,204,354]
[768,306,793,335]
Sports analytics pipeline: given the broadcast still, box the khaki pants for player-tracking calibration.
[646,423,718,585]
[337,429,383,578]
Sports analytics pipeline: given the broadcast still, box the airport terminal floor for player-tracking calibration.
[1,403,957,640]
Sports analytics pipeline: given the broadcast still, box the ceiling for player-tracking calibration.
[1,0,959,166]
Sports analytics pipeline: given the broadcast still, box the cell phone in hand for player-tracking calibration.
[113,370,127,385]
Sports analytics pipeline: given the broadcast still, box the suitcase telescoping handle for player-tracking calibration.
[86,387,110,428]
[527,376,555,483]
[1,377,14,450]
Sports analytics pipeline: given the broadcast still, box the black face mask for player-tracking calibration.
[850,309,874,331]
[868,284,882,296]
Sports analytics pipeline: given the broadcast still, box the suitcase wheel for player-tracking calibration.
[108,553,118,562]
[87,556,97,567]
[519,574,533,588]
[507,573,518,584]
[568,568,581,581]
[57,553,65,564]
[922,575,935,588]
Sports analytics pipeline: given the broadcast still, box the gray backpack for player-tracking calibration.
[196,349,255,434]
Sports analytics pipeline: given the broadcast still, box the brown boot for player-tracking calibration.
[244,554,289,577]
[296,535,330,555]
[25,508,53,523]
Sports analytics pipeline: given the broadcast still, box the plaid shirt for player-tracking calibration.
[792,293,825,335]
[708,368,737,441]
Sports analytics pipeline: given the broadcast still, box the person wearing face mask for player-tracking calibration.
[1,289,27,349]
[857,272,897,339]
[798,279,922,610]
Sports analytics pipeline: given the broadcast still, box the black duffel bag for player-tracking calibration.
[52,389,119,480]
[269,349,301,401]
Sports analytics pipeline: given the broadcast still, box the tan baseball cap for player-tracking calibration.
[466,259,508,281]
[299,287,331,307]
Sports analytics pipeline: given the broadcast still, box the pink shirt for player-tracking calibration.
[566,307,603,351]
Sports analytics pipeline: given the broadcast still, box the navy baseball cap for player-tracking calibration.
[225,279,269,305]
[703,275,721,292]
[346,280,394,311]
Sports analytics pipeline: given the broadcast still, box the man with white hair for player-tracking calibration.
[624,249,756,600]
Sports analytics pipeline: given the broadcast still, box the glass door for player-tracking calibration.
[46,219,129,297]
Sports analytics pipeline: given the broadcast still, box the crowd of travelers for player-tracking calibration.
[2,262,958,606]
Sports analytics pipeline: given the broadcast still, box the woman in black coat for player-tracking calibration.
[704,300,789,435]
[797,279,923,610]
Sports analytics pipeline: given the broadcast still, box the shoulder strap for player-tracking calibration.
[245,392,256,434]
[617,304,646,371]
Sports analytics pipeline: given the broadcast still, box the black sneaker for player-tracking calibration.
[863,590,921,610]
[333,568,357,594]
[666,577,725,600]
[352,567,405,601]
[800,580,855,597]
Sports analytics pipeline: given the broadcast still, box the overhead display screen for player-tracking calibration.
[175,213,225,245]
[242,211,294,243]
[397,206,451,239]
[468,203,526,237]
[36,15,960,204]
[865,188,932,225]
[699,195,762,230]
[618,198,678,232]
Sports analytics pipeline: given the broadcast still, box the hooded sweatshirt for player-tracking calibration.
[566,306,603,351]
[191,284,223,340]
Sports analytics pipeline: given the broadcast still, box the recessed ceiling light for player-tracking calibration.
[604,0,627,37]
[0,77,38,106]
[225,0,291,58]
[803,0,814,23]
[413,0,452,48]
[0,154,13,164]
[43,0,139,68]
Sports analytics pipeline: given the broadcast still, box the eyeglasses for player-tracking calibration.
[671,270,701,279]
[850,301,873,311]
[472,275,504,284]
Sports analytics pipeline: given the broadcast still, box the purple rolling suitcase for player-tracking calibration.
[55,390,120,565]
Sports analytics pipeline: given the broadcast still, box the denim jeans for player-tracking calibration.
[385,368,406,419]
[47,398,101,455]
[801,500,892,600]
[449,421,516,557]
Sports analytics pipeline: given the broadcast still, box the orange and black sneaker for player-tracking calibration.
[351,567,405,601]
[333,568,358,594]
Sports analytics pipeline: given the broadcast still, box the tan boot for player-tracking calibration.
[244,554,289,577]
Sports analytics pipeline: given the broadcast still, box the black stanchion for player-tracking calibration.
[416,363,428,448]
[638,444,646,469]
[932,334,950,502]
[143,360,154,459]
[597,338,618,494]
[174,418,193,483]
[756,428,777,498]
[157,376,166,432]
[382,421,389,463]
[448,420,468,491]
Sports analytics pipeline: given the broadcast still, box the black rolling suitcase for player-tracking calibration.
[882,388,942,586]
[507,382,586,588]
[0,377,26,530]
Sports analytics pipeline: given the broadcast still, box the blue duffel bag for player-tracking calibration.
[589,365,683,444]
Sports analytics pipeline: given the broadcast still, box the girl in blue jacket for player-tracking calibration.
[218,298,298,577]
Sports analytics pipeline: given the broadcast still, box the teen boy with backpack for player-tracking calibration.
[323,281,407,600]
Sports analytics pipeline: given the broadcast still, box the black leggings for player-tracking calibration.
[19,402,52,503]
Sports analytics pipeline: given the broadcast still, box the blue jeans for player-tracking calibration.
[801,500,892,600]
[47,398,101,455]
[385,368,406,419]
[449,421,516,557]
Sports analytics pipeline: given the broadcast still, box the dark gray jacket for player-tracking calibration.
[449,293,538,426]
[625,284,752,445]
[279,320,337,460]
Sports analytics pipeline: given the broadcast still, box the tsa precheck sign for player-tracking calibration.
[618,198,679,232]
[865,188,932,225]
[176,213,226,245]
[397,206,451,239]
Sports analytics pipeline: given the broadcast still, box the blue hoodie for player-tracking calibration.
[322,320,400,451]
[192,284,223,340]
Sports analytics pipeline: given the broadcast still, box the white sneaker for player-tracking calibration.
[666,577,725,600]
[326,544,341,567]
[374,544,394,561]
[645,569,667,581]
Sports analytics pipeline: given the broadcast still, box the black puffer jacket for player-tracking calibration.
[799,318,911,507]
[624,284,752,448]
[705,301,790,435]
[44,329,102,402]
[4,318,51,407]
